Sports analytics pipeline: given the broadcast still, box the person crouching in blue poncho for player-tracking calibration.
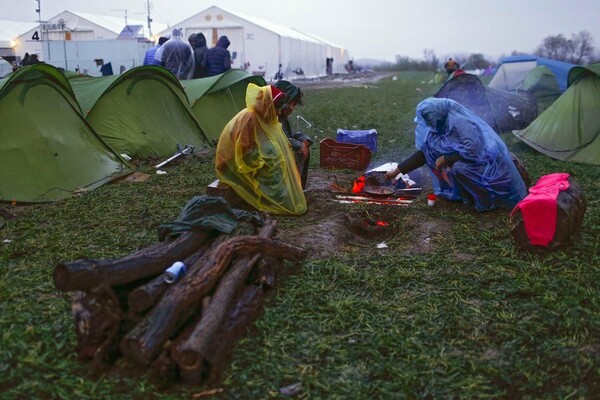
[384,98,527,212]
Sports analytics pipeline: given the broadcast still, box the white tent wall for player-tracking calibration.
[161,6,347,81]
[42,39,151,76]
[13,11,163,62]
[297,30,349,75]
[265,30,326,80]
[327,46,348,74]
[0,21,39,61]
[488,60,537,91]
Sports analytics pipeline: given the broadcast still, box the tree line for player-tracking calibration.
[370,30,597,72]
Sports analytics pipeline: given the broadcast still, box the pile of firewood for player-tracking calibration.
[53,215,307,385]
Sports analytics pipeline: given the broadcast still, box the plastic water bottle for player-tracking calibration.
[164,261,186,284]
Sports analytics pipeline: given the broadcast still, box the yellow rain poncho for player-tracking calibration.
[215,83,307,215]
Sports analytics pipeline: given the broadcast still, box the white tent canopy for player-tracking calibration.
[158,6,349,81]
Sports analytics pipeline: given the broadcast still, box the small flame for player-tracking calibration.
[363,219,389,227]
[352,175,366,194]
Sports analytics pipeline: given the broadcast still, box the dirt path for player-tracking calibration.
[290,71,396,90]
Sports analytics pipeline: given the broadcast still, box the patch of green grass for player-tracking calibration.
[1,70,599,398]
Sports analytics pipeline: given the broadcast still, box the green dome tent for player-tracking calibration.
[0,64,131,203]
[520,66,562,112]
[513,64,600,165]
[181,69,266,143]
[70,66,210,159]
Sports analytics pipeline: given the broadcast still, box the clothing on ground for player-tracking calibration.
[511,173,570,246]
[157,195,263,240]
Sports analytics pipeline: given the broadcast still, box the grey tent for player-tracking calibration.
[435,73,538,133]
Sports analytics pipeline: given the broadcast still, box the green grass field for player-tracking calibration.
[1,71,599,399]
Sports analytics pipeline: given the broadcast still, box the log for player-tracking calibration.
[54,230,214,292]
[510,177,587,250]
[120,236,307,366]
[148,300,207,387]
[126,217,270,313]
[205,285,266,385]
[151,219,277,383]
[71,287,122,370]
[173,253,262,375]
[127,238,217,313]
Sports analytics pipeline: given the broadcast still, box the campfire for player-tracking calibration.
[331,168,422,207]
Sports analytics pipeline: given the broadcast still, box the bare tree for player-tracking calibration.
[467,53,492,69]
[535,30,595,64]
[571,31,594,64]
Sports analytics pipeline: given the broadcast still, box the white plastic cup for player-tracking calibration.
[164,261,186,283]
[427,194,437,207]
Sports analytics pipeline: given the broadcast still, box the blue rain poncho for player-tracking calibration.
[154,28,194,79]
[414,98,527,211]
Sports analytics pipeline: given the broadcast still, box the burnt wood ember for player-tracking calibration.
[510,177,586,250]
[120,236,307,366]
[54,230,215,292]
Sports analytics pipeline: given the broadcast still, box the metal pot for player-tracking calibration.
[363,185,394,196]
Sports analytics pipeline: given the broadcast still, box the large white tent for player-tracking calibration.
[4,11,167,64]
[0,20,38,61]
[157,5,349,81]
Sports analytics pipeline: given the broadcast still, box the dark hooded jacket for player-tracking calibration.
[202,35,232,76]
[191,33,209,78]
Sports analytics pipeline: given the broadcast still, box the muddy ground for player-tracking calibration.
[276,167,481,260]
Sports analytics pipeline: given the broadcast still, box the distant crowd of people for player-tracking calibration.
[143,27,232,79]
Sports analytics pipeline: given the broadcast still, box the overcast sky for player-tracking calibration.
[2,0,599,62]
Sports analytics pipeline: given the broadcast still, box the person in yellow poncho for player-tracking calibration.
[215,83,307,215]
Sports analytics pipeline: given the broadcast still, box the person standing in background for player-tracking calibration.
[155,28,194,79]
[444,58,460,75]
[189,33,209,78]
[143,36,168,66]
[202,35,232,77]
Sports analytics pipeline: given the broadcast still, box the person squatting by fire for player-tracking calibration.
[384,98,528,212]
[215,83,307,215]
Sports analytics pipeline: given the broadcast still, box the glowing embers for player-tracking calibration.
[348,212,395,238]
[333,194,414,206]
